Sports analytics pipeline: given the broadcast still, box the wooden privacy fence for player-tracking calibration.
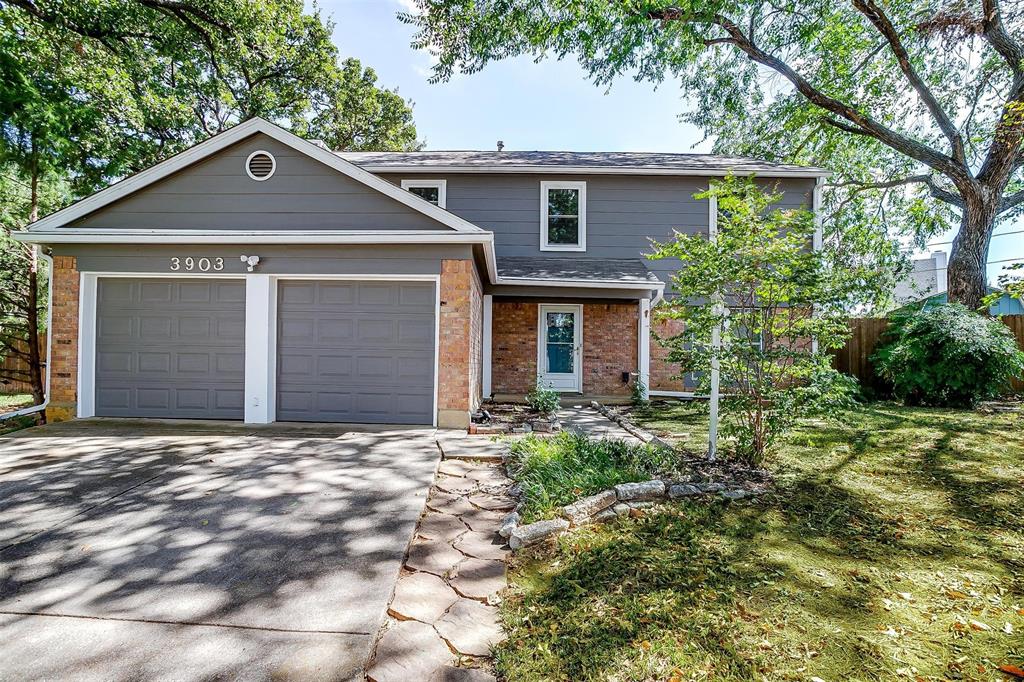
[832,315,1024,393]
[0,333,46,396]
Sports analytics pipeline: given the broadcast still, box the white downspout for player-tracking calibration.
[0,246,53,421]
[707,191,721,462]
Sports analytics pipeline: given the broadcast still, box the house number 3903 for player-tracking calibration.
[169,257,224,272]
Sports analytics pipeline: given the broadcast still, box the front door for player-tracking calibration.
[538,304,582,392]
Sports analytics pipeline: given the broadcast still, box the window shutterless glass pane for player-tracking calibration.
[547,216,579,245]
[408,186,440,204]
[546,312,575,343]
[547,188,579,216]
[546,343,574,373]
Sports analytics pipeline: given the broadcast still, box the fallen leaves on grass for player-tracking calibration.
[998,664,1024,678]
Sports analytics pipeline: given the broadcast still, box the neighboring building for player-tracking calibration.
[16,118,827,428]
[905,289,1024,316]
[893,250,947,305]
[894,249,1023,315]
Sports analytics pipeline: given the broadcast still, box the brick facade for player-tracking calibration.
[581,303,638,396]
[46,256,79,422]
[491,301,538,397]
[491,300,639,399]
[437,259,482,428]
[649,316,691,392]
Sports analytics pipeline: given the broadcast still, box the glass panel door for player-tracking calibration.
[539,305,581,391]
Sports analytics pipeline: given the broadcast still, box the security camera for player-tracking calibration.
[240,255,260,272]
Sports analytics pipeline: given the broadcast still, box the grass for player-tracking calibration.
[506,430,682,523]
[0,393,33,411]
[495,403,1024,681]
[0,393,39,435]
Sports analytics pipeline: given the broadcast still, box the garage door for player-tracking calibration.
[94,278,246,419]
[276,280,435,424]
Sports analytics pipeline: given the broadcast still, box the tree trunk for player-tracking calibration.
[946,188,998,311]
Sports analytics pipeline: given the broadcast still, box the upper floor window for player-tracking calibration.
[401,179,446,208]
[540,181,586,251]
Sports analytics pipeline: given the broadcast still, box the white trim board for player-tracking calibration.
[78,271,441,428]
[27,117,483,234]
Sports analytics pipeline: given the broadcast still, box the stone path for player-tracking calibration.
[365,449,514,682]
[557,405,643,445]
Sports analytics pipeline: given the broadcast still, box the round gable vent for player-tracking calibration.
[245,150,276,181]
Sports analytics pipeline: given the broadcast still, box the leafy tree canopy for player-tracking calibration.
[0,0,420,405]
[403,0,1024,309]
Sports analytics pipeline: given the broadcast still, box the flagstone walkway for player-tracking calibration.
[365,447,514,682]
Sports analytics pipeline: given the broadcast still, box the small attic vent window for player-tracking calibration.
[245,150,276,181]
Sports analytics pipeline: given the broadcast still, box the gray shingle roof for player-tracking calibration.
[497,257,662,286]
[338,150,828,177]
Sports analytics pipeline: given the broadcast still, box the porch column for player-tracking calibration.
[482,294,493,399]
[638,297,651,399]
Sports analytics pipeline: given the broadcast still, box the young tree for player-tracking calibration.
[0,0,419,409]
[403,0,1024,310]
[649,176,861,463]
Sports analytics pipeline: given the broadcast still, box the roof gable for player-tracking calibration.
[28,118,483,234]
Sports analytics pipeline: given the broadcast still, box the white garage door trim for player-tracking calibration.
[78,272,441,427]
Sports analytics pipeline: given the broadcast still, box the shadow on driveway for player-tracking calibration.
[0,418,441,681]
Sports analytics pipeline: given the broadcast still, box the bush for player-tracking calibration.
[630,374,649,407]
[525,379,560,415]
[506,431,679,522]
[873,304,1024,407]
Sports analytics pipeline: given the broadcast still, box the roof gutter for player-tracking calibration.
[0,247,52,423]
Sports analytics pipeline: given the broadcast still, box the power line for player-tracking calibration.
[919,228,1024,249]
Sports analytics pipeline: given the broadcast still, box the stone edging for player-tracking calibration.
[504,477,759,550]
[589,400,674,450]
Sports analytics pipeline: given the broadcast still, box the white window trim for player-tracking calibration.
[539,180,586,252]
[78,271,441,428]
[401,179,447,208]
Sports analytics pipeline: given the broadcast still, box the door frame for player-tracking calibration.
[78,272,440,426]
[536,303,583,392]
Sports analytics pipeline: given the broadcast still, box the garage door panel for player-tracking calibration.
[276,280,435,424]
[95,278,245,420]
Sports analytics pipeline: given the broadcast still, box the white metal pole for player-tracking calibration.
[707,189,721,461]
[708,309,721,461]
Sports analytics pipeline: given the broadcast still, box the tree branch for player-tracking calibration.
[982,0,1024,77]
[852,0,966,164]
[644,7,972,186]
[829,174,965,208]
[999,188,1024,212]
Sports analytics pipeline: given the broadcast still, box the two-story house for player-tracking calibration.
[16,118,827,428]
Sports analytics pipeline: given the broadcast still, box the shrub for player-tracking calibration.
[873,304,1024,407]
[630,374,649,407]
[525,379,560,415]
[505,431,679,521]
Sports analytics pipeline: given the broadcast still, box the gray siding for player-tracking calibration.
[53,244,472,275]
[383,173,814,285]
[71,134,453,231]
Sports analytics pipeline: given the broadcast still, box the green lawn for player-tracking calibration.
[495,403,1024,681]
[0,393,33,411]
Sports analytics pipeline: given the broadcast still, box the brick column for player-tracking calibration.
[46,256,80,422]
[437,260,482,428]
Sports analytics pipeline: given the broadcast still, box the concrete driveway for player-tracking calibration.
[0,419,441,681]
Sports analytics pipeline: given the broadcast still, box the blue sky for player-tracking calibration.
[314,0,1021,284]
